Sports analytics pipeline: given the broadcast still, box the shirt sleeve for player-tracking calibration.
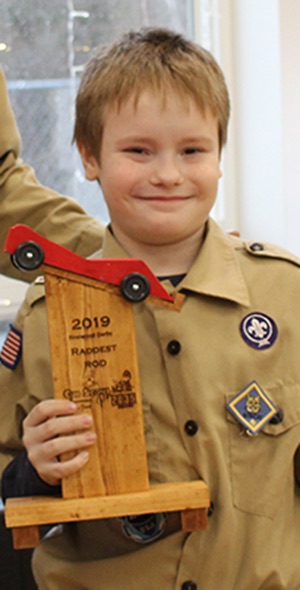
[1,450,61,501]
[0,66,105,282]
[0,66,21,159]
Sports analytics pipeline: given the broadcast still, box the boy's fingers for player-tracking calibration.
[23,413,95,454]
[24,399,78,428]
[37,451,91,487]
[27,431,97,486]
[43,430,97,460]
[22,400,97,486]
[36,413,94,442]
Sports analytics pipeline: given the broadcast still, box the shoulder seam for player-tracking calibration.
[243,241,300,267]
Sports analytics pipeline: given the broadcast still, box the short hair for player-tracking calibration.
[74,27,230,158]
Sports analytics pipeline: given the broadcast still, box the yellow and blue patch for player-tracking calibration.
[226,381,279,435]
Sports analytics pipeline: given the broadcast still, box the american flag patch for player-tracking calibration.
[0,325,22,369]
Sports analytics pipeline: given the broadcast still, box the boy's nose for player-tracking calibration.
[150,156,184,187]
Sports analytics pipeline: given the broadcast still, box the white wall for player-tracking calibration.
[230,0,285,246]
[220,0,300,255]
[280,0,300,256]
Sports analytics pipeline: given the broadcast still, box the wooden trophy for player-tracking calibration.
[3,225,210,549]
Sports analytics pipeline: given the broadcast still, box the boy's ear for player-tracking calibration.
[78,143,100,181]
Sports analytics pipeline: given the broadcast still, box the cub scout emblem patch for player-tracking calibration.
[226,381,279,435]
[240,312,278,350]
[0,324,22,369]
[118,513,166,544]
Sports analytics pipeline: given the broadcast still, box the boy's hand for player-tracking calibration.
[22,399,97,486]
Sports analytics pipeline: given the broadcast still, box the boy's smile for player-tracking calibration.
[81,89,222,273]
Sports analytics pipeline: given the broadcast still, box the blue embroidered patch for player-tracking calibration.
[0,324,22,369]
[118,513,166,544]
[240,312,278,350]
[226,381,279,435]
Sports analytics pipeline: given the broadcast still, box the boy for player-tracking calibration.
[1,27,300,590]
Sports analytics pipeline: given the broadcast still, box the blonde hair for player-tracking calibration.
[74,28,230,158]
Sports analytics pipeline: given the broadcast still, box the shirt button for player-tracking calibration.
[167,340,181,355]
[269,408,284,424]
[184,420,198,436]
[181,582,197,590]
[250,242,264,252]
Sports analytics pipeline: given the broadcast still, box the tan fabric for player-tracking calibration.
[0,66,104,281]
[1,219,300,589]
[0,67,21,158]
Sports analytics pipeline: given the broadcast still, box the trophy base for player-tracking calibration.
[5,480,210,549]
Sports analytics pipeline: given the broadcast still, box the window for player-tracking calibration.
[1,0,196,221]
[0,0,223,345]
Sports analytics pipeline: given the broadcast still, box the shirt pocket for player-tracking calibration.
[225,382,300,519]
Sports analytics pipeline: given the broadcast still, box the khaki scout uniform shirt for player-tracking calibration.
[1,221,300,590]
[0,66,104,281]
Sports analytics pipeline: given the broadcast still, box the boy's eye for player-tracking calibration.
[183,147,205,155]
[125,147,148,155]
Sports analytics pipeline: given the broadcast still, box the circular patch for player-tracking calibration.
[118,512,166,544]
[240,312,278,350]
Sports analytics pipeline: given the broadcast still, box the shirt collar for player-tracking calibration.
[180,218,250,306]
[94,220,250,308]
[92,225,127,259]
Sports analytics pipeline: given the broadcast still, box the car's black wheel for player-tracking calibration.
[120,272,151,302]
[11,241,45,271]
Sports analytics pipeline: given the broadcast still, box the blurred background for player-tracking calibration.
[1,0,300,345]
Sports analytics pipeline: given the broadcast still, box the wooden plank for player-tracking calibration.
[5,481,210,528]
[44,270,150,499]
[43,265,185,311]
[12,526,40,549]
[181,508,208,531]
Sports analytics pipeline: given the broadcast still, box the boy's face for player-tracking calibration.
[81,89,222,254]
